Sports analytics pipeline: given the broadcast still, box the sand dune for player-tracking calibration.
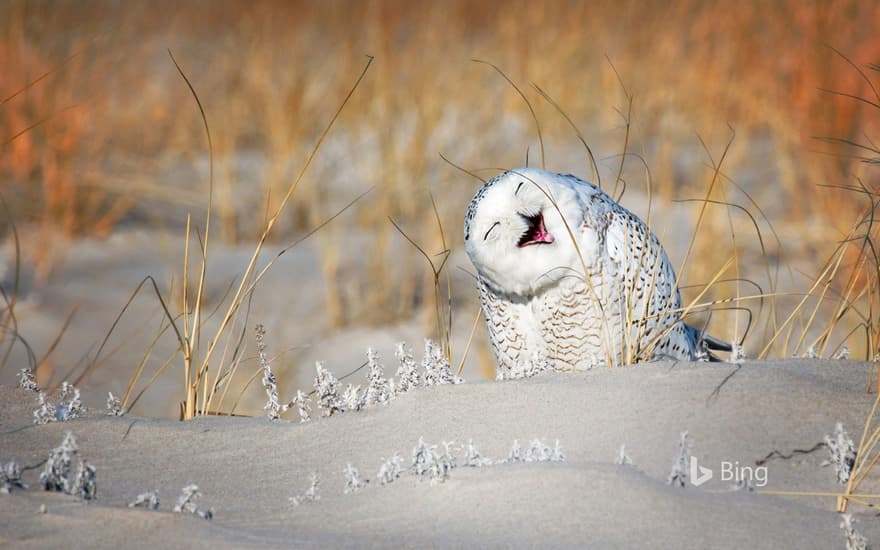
[1,359,877,548]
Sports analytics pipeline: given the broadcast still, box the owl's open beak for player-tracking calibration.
[517,212,555,247]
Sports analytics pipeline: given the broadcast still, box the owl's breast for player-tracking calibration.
[532,272,616,370]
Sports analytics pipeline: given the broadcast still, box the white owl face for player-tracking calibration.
[464,168,588,297]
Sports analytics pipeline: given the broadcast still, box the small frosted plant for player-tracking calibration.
[615,444,633,466]
[840,513,870,550]
[55,381,84,421]
[550,440,565,462]
[505,439,524,463]
[730,343,747,364]
[128,491,160,510]
[74,461,97,500]
[411,437,436,477]
[824,422,857,484]
[422,339,460,386]
[411,438,455,484]
[173,484,213,519]
[365,348,392,405]
[1,461,26,494]
[303,472,320,501]
[257,324,284,421]
[429,442,456,484]
[33,391,56,425]
[314,362,343,417]
[802,345,820,359]
[39,432,96,500]
[394,342,420,393]
[343,464,368,494]
[377,452,404,485]
[440,441,458,469]
[463,439,492,467]
[667,431,691,488]
[291,390,311,423]
[341,384,365,413]
[512,439,565,462]
[833,347,851,360]
[106,392,123,416]
[409,437,454,482]
[290,472,320,506]
[35,382,85,424]
[17,367,38,392]
[40,431,79,493]
[525,439,553,462]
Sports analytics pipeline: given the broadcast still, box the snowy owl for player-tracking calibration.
[464,167,730,372]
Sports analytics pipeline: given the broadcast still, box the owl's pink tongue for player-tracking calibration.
[518,213,555,247]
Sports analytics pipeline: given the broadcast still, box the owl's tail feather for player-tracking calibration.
[682,323,732,362]
[700,331,732,362]
[702,333,732,352]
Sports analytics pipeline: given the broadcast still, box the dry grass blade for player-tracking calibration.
[73,275,184,388]
[0,51,81,107]
[839,391,880,512]
[675,196,770,344]
[456,306,483,378]
[605,56,632,203]
[815,136,880,158]
[826,45,880,104]
[235,187,374,304]
[676,127,736,290]
[389,216,452,358]
[818,87,880,111]
[439,152,486,184]
[96,271,236,411]
[0,289,37,372]
[532,83,602,189]
[120,315,177,410]
[227,364,264,416]
[0,190,22,371]
[429,192,454,361]
[211,188,370,413]
[473,59,545,170]
[168,49,214,420]
[1,104,81,149]
[32,306,77,385]
[125,348,180,415]
[758,231,852,359]
[720,171,789,342]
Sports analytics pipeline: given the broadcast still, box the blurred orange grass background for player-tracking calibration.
[1,0,879,354]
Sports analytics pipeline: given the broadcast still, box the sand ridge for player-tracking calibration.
[1,359,878,548]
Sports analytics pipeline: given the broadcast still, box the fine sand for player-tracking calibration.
[1,359,878,548]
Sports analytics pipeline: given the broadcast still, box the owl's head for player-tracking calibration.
[464,168,596,297]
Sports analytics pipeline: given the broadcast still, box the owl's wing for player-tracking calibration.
[602,206,683,357]
[605,209,678,304]
[477,276,541,372]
